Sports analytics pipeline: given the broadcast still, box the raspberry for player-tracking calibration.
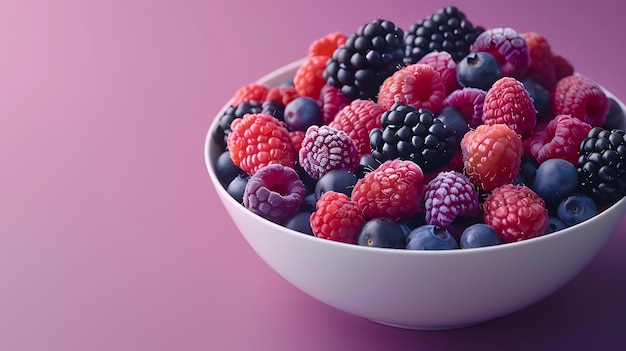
[483,184,548,243]
[298,125,360,179]
[231,83,269,106]
[294,55,329,99]
[522,32,557,92]
[213,100,263,150]
[377,63,446,113]
[318,84,351,124]
[482,77,537,139]
[526,114,592,165]
[551,54,574,80]
[471,27,530,78]
[351,159,425,220]
[328,99,384,155]
[461,123,524,192]
[423,171,480,228]
[266,86,299,106]
[441,87,486,128]
[227,113,297,175]
[289,130,306,154]
[553,75,609,127]
[243,164,306,224]
[308,32,348,58]
[310,191,365,243]
[416,51,461,95]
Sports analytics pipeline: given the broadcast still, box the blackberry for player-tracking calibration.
[213,100,263,150]
[577,127,626,205]
[403,6,484,64]
[369,102,456,173]
[323,19,405,101]
[261,100,285,123]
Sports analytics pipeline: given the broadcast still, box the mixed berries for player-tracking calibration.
[213,6,626,250]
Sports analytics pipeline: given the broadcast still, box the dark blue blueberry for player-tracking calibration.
[397,215,426,239]
[545,216,567,234]
[602,97,626,131]
[355,153,380,179]
[284,96,323,131]
[357,217,405,249]
[300,193,317,212]
[314,169,357,201]
[436,106,470,147]
[261,100,285,122]
[215,151,244,187]
[531,158,579,210]
[514,155,540,186]
[460,223,501,249]
[557,194,599,227]
[522,78,551,121]
[406,225,459,250]
[456,52,501,91]
[284,212,314,235]
[295,162,317,195]
[227,174,249,204]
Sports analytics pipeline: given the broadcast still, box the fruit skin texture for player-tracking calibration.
[483,184,549,243]
[377,63,446,113]
[522,32,557,92]
[308,32,348,58]
[441,87,486,129]
[416,51,461,95]
[525,114,592,165]
[460,123,524,192]
[482,77,537,139]
[319,84,351,124]
[298,125,360,180]
[423,171,480,228]
[553,75,609,127]
[328,99,384,155]
[351,159,425,220]
[294,55,329,100]
[406,225,459,250]
[243,164,306,224]
[460,223,501,249]
[227,113,297,175]
[456,52,501,91]
[231,82,269,106]
[357,217,406,249]
[531,157,579,210]
[556,193,598,227]
[470,27,530,78]
[283,96,323,132]
[310,191,366,244]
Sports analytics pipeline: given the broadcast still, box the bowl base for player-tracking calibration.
[370,319,482,331]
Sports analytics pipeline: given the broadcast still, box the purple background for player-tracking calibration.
[1,0,625,350]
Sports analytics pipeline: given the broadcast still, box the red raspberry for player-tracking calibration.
[441,87,486,128]
[483,184,548,243]
[288,130,306,154]
[243,164,306,224]
[553,75,609,127]
[522,32,557,92]
[461,123,524,192]
[551,54,574,80]
[319,84,351,124]
[298,125,360,179]
[416,51,461,95]
[294,55,329,100]
[423,171,480,228]
[310,191,365,244]
[483,77,537,139]
[308,32,347,58]
[328,99,384,155]
[232,83,269,106]
[525,114,592,165]
[471,27,531,78]
[351,159,425,220]
[266,86,299,106]
[377,63,446,113]
[227,113,297,175]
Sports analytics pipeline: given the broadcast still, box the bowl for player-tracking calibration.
[204,59,626,330]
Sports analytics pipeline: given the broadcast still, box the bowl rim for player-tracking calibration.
[203,58,626,256]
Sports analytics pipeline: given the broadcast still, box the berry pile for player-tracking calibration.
[213,6,626,250]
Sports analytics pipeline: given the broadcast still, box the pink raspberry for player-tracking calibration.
[442,87,486,128]
[298,125,360,179]
[318,84,351,124]
[525,114,592,165]
[310,191,365,244]
[243,164,306,224]
[231,83,270,106]
[483,77,537,139]
[471,27,530,78]
[553,75,609,127]
[522,32,557,92]
[377,63,446,113]
[416,51,461,95]
[266,86,300,106]
[423,171,480,228]
[328,99,384,155]
[551,54,574,80]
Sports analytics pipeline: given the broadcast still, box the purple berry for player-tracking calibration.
[460,223,501,249]
[471,27,530,78]
[284,212,314,235]
[557,193,598,227]
[284,96,323,131]
[423,171,480,228]
[314,169,357,201]
[227,174,249,203]
[436,106,470,146]
[522,78,551,121]
[441,87,486,128]
[514,155,539,186]
[406,225,459,250]
[602,97,626,130]
[299,193,317,212]
[298,125,360,179]
[216,150,244,187]
[243,164,306,223]
[357,217,406,249]
[456,52,501,91]
[531,158,579,210]
[545,216,567,234]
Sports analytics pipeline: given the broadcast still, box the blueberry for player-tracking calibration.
[406,225,459,250]
[514,155,540,186]
[459,223,501,249]
[355,153,380,179]
[284,96,323,131]
[300,193,317,212]
[436,106,470,145]
[357,217,405,249]
[602,97,626,130]
[557,194,599,227]
[531,158,579,210]
[227,174,249,203]
[215,151,244,187]
[294,162,317,195]
[397,216,426,239]
[314,169,357,201]
[284,212,314,235]
[522,78,551,121]
[545,216,567,234]
[456,52,501,90]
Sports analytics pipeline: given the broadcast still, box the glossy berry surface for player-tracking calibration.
[406,225,459,250]
[531,158,579,210]
[314,169,358,201]
[456,52,501,90]
[470,27,530,78]
[459,223,501,249]
[284,212,314,235]
[557,194,599,227]
[284,96,323,131]
[545,216,567,234]
[357,217,406,249]
[227,174,249,204]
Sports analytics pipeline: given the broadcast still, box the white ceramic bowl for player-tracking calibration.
[204,59,626,330]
